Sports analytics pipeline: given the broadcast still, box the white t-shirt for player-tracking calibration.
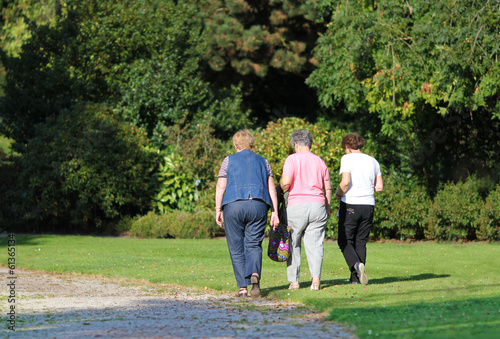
[339,153,381,206]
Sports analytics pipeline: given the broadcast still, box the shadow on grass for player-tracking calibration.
[261,279,348,296]
[370,273,451,284]
[0,234,47,247]
[322,296,500,338]
[261,274,451,296]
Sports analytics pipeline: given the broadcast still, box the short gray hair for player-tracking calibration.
[290,129,313,148]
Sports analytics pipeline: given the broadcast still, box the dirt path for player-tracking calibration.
[2,268,353,338]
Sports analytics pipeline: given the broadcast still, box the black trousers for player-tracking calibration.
[337,202,374,282]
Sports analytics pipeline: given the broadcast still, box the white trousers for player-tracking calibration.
[286,203,328,283]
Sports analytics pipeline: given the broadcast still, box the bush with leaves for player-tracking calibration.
[13,104,157,233]
[373,173,430,240]
[154,151,199,214]
[155,122,232,213]
[477,185,500,241]
[129,210,222,239]
[425,176,485,241]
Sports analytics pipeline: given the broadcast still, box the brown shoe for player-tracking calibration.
[250,273,261,298]
[289,282,300,290]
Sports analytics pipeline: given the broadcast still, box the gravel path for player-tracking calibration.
[2,268,353,338]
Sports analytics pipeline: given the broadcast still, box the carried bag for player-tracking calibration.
[267,185,290,262]
[267,223,290,262]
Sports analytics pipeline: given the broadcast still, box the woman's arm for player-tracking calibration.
[215,177,227,227]
[280,175,292,193]
[268,176,280,229]
[336,172,351,202]
[374,175,384,192]
[323,177,332,217]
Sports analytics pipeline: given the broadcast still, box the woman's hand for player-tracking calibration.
[270,211,280,230]
[215,177,227,228]
[216,210,224,228]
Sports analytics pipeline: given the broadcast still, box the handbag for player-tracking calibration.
[267,223,290,262]
[267,184,290,262]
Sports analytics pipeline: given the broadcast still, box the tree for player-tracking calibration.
[0,0,250,231]
[308,0,500,185]
[200,0,328,124]
[0,0,249,145]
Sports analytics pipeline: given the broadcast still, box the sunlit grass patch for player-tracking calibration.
[1,235,499,338]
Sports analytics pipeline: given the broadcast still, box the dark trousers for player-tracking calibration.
[337,202,374,282]
[223,199,268,287]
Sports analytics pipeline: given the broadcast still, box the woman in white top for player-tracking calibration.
[335,133,383,285]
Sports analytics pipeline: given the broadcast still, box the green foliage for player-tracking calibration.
[112,3,250,143]
[425,176,483,241]
[129,210,223,239]
[373,173,430,240]
[0,0,248,144]
[11,104,157,233]
[198,0,326,125]
[0,0,62,57]
[310,0,500,129]
[0,134,12,153]
[154,151,199,214]
[308,0,500,183]
[477,185,500,241]
[155,122,231,213]
[201,0,323,78]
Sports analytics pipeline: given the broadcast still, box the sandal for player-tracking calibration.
[311,277,320,291]
[289,282,300,290]
[250,273,261,298]
[236,287,248,297]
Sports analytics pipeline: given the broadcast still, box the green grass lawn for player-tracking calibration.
[1,235,499,338]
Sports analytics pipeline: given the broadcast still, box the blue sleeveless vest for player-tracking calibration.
[221,149,271,208]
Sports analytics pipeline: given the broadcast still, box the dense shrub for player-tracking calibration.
[12,104,157,233]
[477,185,500,241]
[374,173,430,240]
[154,151,199,214]
[425,176,483,241]
[129,210,222,239]
[154,122,231,213]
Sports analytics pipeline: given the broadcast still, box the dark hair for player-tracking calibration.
[341,133,365,150]
[290,129,313,148]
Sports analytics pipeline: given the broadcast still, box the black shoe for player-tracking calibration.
[250,273,261,298]
[354,262,368,285]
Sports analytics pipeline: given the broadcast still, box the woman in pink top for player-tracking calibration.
[280,129,332,291]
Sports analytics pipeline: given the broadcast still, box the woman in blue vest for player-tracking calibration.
[215,129,280,298]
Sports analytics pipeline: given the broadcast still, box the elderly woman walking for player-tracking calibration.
[215,129,279,298]
[280,129,332,290]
